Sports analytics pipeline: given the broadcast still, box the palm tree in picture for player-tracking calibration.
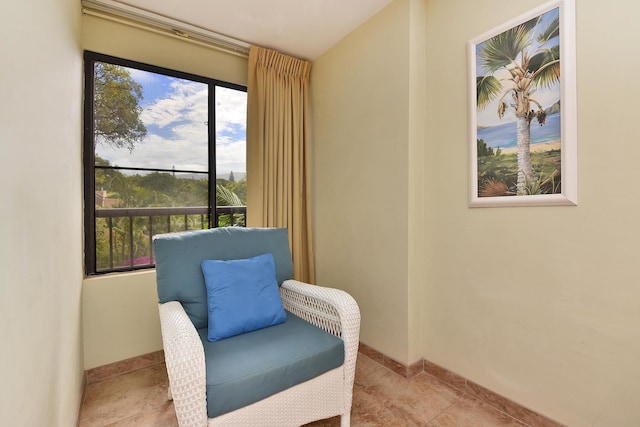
[476,10,560,195]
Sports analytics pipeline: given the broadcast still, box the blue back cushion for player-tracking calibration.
[154,227,294,329]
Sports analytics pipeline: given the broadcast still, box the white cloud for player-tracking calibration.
[127,68,157,84]
[215,86,247,174]
[141,80,208,129]
[216,137,246,175]
[96,75,247,175]
[216,86,247,134]
[97,133,207,172]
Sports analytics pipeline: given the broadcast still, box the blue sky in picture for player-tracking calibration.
[475,7,560,129]
[95,68,247,177]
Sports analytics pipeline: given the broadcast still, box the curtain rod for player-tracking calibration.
[81,0,250,59]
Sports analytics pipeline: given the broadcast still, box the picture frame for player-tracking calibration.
[468,0,577,207]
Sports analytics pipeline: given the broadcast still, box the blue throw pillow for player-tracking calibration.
[201,253,287,342]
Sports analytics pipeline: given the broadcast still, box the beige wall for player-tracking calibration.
[83,271,160,369]
[314,0,640,425]
[312,0,428,367]
[82,15,248,87]
[423,0,640,425]
[406,0,429,367]
[312,0,414,364]
[81,15,248,369]
[0,0,84,425]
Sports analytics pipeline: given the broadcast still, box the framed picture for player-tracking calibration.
[468,0,577,207]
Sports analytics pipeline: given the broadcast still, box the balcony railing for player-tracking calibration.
[94,206,246,273]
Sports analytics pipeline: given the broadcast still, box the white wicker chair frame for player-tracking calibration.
[159,279,361,427]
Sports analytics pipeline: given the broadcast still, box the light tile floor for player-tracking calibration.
[79,353,530,426]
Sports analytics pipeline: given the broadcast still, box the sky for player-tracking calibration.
[96,67,247,177]
[474,7,560,128]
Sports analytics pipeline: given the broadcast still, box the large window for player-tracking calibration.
[83,51,247,275]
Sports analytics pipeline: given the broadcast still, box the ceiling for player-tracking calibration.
[111,0,395,60]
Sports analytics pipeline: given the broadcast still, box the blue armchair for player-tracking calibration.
[153,227,360,426]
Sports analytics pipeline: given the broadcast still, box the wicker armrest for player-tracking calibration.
[158,301,208,427]
[280,279,361,405]
[280,280,360,339]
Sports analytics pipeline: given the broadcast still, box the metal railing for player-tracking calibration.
[94,206,246,273]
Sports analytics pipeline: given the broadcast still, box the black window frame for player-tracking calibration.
[83,51,247,276]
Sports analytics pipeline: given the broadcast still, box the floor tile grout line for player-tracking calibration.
[426,392,465,424]
[79,365,171,426]
[86,359,167,385]
[465,394,534,427]
[358,354,475,426]
[357,353,399,379]
[358,353,535,426]
[359,343,564,427]
[419,371,535,427]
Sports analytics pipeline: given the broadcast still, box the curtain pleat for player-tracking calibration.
[246,45,315,283]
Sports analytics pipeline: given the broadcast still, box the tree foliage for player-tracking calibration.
[96,158,246,209]
[94,159,247,270]
[477,139,495,157]
[94,62,147,151]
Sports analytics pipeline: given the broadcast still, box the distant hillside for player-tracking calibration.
[172,172,246,181]
[217,172,246,181]
[546,100,560,115]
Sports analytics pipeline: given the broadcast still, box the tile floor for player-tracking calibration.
[79,353,531,426]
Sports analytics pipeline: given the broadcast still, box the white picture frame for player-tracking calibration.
[468,0,577,207]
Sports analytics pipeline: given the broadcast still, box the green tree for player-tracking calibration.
[476,13,559,195]
[94,62,147,152]
[216,183,245,227]
[216,184,242,206]
[139,172,177,194]
[94,156,123,192]
[477,139,495,157]
[230,179,246,204]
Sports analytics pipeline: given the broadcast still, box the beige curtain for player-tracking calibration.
[246,45,315,283]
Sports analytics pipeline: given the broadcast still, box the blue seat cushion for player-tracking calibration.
[197,311,345,418]
[154,228,294,329]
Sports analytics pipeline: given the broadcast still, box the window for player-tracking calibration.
[83,51,247,275]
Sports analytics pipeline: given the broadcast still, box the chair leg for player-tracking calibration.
[340,413,351,427]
